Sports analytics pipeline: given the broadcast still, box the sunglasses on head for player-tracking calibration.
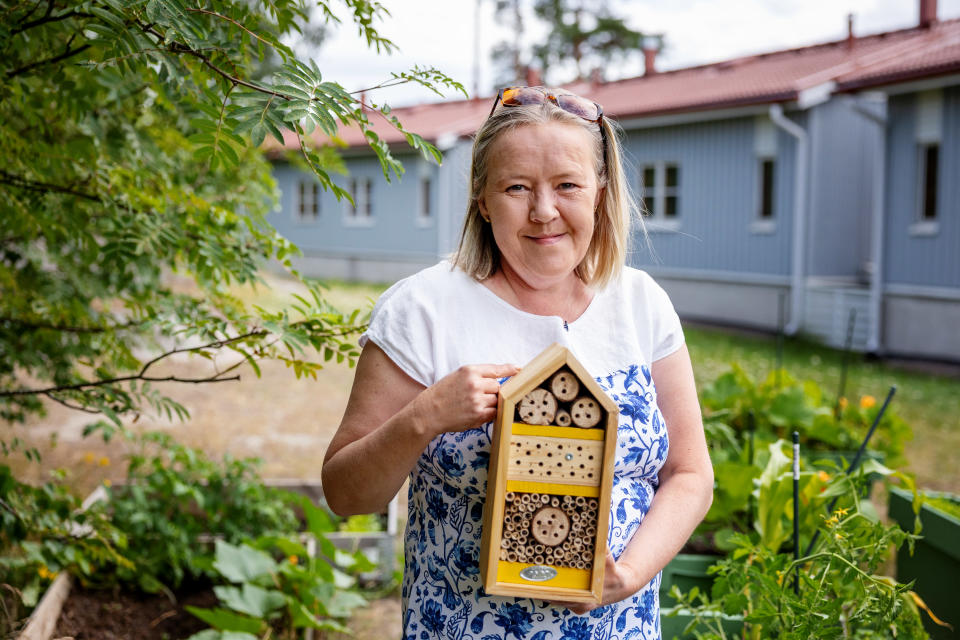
[489,86,608,173]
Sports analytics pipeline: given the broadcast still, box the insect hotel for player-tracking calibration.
[480,343,618,603]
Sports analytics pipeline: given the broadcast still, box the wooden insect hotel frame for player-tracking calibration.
[480,343,619,603]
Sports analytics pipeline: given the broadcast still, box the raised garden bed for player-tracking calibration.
[19,480,398,640]
[888,486,960,640]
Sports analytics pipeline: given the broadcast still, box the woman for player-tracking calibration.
[322,86,713,639]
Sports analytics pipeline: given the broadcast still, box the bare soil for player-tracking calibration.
[54,582,216,640]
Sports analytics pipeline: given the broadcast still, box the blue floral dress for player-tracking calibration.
[362,262,684,640]
[402,364,668,640]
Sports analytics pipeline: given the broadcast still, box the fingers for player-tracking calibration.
[474,363,521,379]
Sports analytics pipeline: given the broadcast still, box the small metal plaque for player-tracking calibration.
[519,565,558,582]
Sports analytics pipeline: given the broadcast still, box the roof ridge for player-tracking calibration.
[593,17,960,88]
[793,23,958,88]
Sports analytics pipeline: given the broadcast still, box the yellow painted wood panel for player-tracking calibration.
[507,435,603,485]
[511,424,605,440]
[497,562,592,590]
[505,480,600,497]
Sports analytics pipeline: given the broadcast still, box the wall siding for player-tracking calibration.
[806,98,878,278]
[269,153,440,260]
[884,86,960,288]
[624,115,796,276]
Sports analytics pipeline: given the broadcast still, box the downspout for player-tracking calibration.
[769,104,809,335]
[848,95,888,353]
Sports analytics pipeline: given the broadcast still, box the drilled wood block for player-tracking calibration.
[518,388,557,425]
[507,435,603,485]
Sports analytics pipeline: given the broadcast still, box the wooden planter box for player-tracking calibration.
[480,343,618,604]
[888,487,960,640]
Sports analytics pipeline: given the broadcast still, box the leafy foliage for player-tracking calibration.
[0,465,128,625]
[492,0,649,86]
[693,365,912,551]
[0,0,464,435]
[671,471,929,639]
[99,432,299,593]
[185,506,374,639]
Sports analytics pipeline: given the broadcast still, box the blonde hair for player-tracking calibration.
[452,98,642,290]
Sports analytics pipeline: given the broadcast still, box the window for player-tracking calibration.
[918,143,939,221]
[297,180,319,220]
[419,176,432,221]
[640,162,680,227]
[345,177,372,223]
[758,158,776,219]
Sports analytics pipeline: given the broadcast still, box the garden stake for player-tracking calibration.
[833,308,857,419]
[803,385,897,557]
[775,292,785,388]
[747,410,756,524]
[792,431,800,595]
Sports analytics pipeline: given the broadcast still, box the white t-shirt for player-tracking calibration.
[361,260,684,386]
[360,260,685,640]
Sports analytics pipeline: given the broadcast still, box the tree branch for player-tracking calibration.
[184,8,275,49]
[0,330,266,398]
[44,392,103,414]
[0,169,99,201]
[0,316,143,334]
[6,42,91,79]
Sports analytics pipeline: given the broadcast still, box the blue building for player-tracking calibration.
[269,5,960,362]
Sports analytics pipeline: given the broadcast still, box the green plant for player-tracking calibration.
[0,465,129,625]
[701,364,911,465]
[98,431,299,593]
[922,494,960,521]
[672,467,929,639]
[186,498,374,640]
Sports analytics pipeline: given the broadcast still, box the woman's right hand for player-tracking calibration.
[413,363,521,436]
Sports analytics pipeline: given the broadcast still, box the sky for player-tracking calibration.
[310,0,960,107]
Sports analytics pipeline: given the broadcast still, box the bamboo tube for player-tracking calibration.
[520,493,532,504]
[550,497,560,507]
[540,493,550,503]
[576,496,586,507]
[586,526,597,538]
[534,544,545,554]
[583,550,593,561]
[534,555,545,564]
[507,551,518,562]
[505,491,516,502]
[554,409,572,427]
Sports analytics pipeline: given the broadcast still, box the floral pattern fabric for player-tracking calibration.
[402,364,668,640]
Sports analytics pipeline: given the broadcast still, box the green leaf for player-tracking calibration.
[213,583,286,618]
[213,540,277,583]
[184,606,263,634]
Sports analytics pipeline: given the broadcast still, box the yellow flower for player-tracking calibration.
[817,471,830,483]
[838,397,848,410]
[38,566,57,580]
[860,395,876,409]
[834,506,849,517]
[98,456,110,467]
[103,478,112,488]
[288,555,299,565]
[83,452,95,464]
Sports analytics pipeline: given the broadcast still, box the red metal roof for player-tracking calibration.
[272,18,960,153]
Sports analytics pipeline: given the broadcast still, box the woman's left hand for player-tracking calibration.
[549,553,642,615]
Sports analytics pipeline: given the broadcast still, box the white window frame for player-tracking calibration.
[296,179,319,222]
[911,90,942,236]
[343,176,373,227]
[639,161,681,232]
[911,142,940,236]
[417,174,433,227]
[751,156,777,235]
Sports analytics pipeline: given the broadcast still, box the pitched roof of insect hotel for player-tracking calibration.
[499,343,618,419]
